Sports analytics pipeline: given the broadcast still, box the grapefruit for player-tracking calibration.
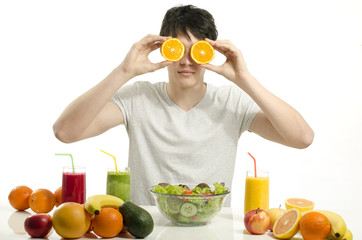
[52,202,90,239]
[273,209,301,239]
[285,198,314,213]
[268,207,287,231]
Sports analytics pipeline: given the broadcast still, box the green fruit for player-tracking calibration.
[119,201,154,238]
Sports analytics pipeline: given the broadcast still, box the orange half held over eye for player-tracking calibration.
[161,38,185,62]
[190,40,215,64]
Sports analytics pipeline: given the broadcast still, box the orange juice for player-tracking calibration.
[244,170,269,214]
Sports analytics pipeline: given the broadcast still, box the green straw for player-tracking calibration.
[55,153,75,173]
[100,150,118,172]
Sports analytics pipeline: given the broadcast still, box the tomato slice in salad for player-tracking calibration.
[201,192,215,195]
[182,189,193,195]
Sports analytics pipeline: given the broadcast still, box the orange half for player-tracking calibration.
[190,40,215,64]
[273,209,301,239]
[161,38,185,62]
[285,198,315,213]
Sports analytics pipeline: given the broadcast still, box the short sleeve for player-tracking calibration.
[229,86,261,137]
[109,83,139,129]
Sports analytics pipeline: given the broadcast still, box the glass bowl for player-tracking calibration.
[149,185,230,226]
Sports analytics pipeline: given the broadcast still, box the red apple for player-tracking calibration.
[24,213,52,238]
[244,208,270,234]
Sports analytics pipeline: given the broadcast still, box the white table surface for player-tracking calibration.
[1,203,307,240]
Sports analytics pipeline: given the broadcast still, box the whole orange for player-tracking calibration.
[54,187,62,207]
[8,186,33,211]
[91,207,123,238]
[300,211,331,240]
[52,202,90,239]
[29,188,56,213]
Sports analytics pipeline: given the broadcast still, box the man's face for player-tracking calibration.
[167,32,206,89]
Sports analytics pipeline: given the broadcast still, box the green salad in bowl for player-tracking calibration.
[149,182,230,226]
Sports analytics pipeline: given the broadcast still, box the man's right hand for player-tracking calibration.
[53,34,171,143]
[118,34,172,79]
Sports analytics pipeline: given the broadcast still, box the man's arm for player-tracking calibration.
[53,34,171,143]
[202,39,314,149]
[53,67,127,143]
[244,75,314,149]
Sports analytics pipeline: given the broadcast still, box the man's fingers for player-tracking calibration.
[139,34,171,55]
[148,41,163,53]
[138,34,168,51]
[143,34,168,44]
[205,38,236,56]
[200,63,221,74]
[150,61,172,72]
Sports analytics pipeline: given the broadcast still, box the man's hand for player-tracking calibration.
[202,38,314,149]
[53,34,171,143]
[201,39,251,85]
[118,34,172,79]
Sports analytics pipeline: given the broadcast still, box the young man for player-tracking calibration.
[53,5,314,206]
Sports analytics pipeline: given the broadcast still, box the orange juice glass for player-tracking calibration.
[244,170,269,214]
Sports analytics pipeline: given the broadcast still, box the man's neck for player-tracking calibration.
[166,81,207,112]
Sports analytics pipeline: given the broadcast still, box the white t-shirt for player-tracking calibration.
[110,81,260,206]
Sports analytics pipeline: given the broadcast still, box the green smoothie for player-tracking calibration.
[106,169,130,202]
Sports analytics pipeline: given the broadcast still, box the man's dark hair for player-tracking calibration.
[160,5,218,41]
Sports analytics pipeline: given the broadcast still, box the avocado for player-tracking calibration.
[119,201,154,238]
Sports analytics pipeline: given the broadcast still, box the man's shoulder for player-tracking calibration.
[206,83,255,109]
[114,81,166,101]
[207,83,243,97]
[129,81,165,92]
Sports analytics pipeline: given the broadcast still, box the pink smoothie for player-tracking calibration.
[62,171,86,204]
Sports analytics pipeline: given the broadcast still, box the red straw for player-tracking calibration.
[247,152,257,178]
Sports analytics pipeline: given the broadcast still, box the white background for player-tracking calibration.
[1,0,361,237]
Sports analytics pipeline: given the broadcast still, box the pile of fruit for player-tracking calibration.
[8,185,154,238]
[244,197,353,240]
